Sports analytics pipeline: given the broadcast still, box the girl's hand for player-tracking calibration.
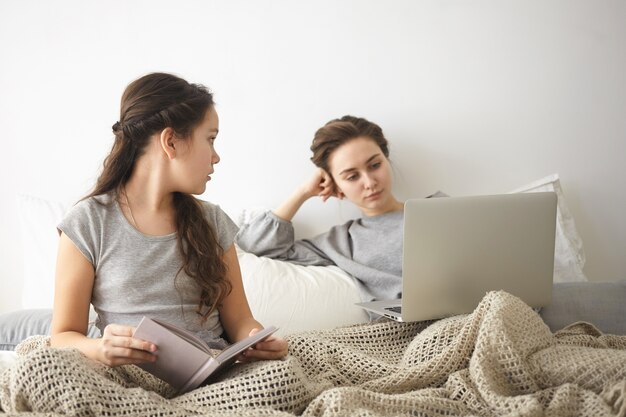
[238,328,288,362]
[96,324,158,366]
[300,168,344,202]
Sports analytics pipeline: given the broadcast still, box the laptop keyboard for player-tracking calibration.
[385,306,402,314]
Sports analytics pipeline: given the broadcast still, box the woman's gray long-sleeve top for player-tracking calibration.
[235,210,404,302]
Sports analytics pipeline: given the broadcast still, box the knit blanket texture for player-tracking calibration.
[1,291,625,416]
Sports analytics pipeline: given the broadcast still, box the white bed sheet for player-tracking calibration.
[0,350,17,374]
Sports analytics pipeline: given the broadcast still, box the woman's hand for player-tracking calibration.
[238,328,288,362]
[300,168,344,202]
[274,168,343,221]
[95,324,158,367]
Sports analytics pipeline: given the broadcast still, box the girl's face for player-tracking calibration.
[173,106,220,195]
[327,136,396,216]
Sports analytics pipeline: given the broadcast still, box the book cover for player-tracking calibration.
[132,317,278,394]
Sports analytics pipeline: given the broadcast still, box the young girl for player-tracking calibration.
[236,116,441,304]
[50,72,287,367]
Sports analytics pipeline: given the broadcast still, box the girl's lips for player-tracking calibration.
[365,191,381,200]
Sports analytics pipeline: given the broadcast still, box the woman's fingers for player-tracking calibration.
[318,171,339,202]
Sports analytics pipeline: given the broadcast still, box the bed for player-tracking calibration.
[1,174,625,416]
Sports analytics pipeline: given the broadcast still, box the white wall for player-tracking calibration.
[1,0,625,313]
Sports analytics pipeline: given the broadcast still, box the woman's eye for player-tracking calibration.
[346,175,357,181]
[371,162,381,169]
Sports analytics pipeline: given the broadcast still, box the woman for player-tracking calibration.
[50,72,287,367]
[237,115,442,304]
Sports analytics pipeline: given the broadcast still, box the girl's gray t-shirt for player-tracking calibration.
[58,193,238,349]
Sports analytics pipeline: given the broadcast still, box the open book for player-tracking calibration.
[133,317,278,394]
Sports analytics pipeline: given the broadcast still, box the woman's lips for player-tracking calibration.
[365,191,381,200]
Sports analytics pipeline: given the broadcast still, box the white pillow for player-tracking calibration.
[237,247,369,336]
[16,194,68,309]
[509,173,588,283]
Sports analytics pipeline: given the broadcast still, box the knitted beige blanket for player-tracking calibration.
[1,291,625,416]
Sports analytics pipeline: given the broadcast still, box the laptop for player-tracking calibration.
[356,192,557,322]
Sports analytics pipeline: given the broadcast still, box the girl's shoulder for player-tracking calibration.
[196,198,225,218]
[195,198,238,246]
[69,193,114,211]
[195,198,236,227]
[62,194,117,223]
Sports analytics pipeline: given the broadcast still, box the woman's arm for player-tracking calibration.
[50,233,157,366]
[218,245,288,360]
[273,168,341,221]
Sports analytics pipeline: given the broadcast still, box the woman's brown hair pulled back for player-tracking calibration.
[310,115,389,173]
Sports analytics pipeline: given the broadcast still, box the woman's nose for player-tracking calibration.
[363,173,376,189]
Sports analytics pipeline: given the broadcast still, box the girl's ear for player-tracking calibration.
[160,128,177,160]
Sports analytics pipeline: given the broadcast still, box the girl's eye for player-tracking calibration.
[371,162,381,170]
[346,175,358,181]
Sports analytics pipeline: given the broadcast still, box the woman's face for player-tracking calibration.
[327,136,397,216]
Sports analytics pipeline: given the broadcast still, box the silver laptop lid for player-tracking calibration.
[401,192,557,322]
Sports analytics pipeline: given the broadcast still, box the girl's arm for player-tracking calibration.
[273,168,342,221]
[50,232,157,366]
[218,245,288,360]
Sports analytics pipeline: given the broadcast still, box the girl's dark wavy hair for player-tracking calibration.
[84,72,230,321]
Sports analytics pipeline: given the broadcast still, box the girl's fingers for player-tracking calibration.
[107,346,158,365]
[104,324,157,353]
[103,323,135,337]
[242,347,287,361]
[253,337,284,351]
[104,334,156,353]
[113,336,157,353]
[100,341,158,366]
[249,338,288,357]
[100,323,158,366]
[240,331,288,361]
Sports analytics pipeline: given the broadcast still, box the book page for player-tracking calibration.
[133,318,279,394]
[149,318,212,354]
[133,317,213,390]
